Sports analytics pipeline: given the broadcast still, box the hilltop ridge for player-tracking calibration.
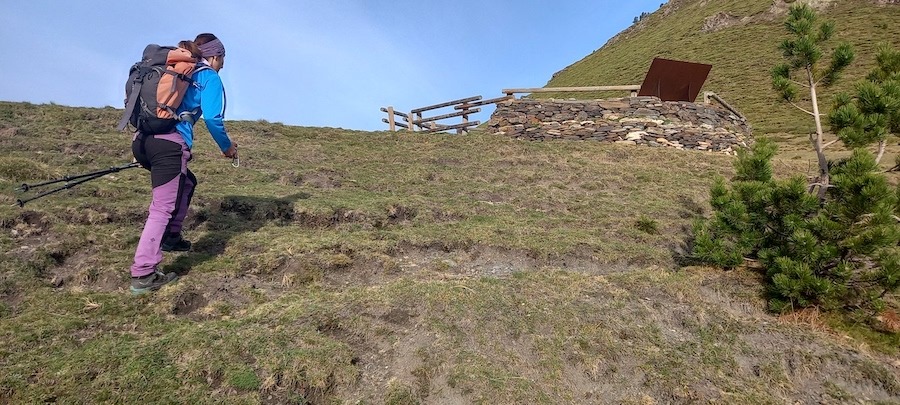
[545,0,900,137]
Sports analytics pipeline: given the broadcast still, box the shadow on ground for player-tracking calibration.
[167,192,309,276]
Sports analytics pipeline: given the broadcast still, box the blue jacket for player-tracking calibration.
[175,66,232,152]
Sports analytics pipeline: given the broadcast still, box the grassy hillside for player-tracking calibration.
[545,0,900,138]
[1,101,898,403]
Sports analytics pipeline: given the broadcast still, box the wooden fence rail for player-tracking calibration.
[411,96,481,113]
[703,91,746,121]
[502,85,642,98]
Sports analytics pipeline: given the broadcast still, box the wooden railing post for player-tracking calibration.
[459,103,469,135]
[387,106,395,131]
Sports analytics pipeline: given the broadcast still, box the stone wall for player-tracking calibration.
[486,97,752,154]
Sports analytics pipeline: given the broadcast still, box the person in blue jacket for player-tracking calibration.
[129,33,238,294]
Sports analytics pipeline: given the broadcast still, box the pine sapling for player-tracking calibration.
[771,3,853,199]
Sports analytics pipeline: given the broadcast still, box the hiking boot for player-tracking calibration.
[161,233,191,252]
[130,271,179,295]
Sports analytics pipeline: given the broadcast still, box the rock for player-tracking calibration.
[598,101,629,109]
[626,131,647,141]
[634,108,660,117]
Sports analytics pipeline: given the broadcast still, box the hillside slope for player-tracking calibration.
[0,102,898,403]
[544,0,900,136]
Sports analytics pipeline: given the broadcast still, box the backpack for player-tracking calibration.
[116,44,208,134]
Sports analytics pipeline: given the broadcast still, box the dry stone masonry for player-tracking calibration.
[486,97,752,154]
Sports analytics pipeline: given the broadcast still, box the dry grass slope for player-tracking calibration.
[0,101,897,403]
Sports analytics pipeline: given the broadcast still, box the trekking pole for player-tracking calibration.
[14,162,141,207]
[15,162,141,192]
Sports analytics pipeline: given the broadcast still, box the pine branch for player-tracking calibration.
[790,101,817,116]
[807,182,834,189]
[765,223,792,239]
[790,78,811,88]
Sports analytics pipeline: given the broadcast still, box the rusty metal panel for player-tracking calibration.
[638,58,712,102]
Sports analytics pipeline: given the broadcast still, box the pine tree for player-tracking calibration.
[771,4,853,200]
[693,5,900,316]
[829,44,900,164]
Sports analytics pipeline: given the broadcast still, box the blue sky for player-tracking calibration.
[0,1,664,131]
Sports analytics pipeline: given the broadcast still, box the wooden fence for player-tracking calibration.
[381,95,513,134]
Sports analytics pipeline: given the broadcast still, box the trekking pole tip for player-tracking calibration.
[16,183,30,192]
[16,199,25,208]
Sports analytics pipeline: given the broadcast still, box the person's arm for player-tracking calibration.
[198,71,235,155]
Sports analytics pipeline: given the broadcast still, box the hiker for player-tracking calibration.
[129,33,238,294]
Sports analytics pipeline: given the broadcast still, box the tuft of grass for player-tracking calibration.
[384,379,420,405]
[0,157,52,183]
[635,215,660,235]
[227,367,261,391]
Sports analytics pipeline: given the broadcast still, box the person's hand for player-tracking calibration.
[223,143,238,158]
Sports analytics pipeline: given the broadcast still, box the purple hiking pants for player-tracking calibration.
[130,132,196,277]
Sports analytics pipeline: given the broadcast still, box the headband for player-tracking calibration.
[198,39,225,58]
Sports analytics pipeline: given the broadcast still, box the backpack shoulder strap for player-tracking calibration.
[189,65,213,88]
[116,62,146,131]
